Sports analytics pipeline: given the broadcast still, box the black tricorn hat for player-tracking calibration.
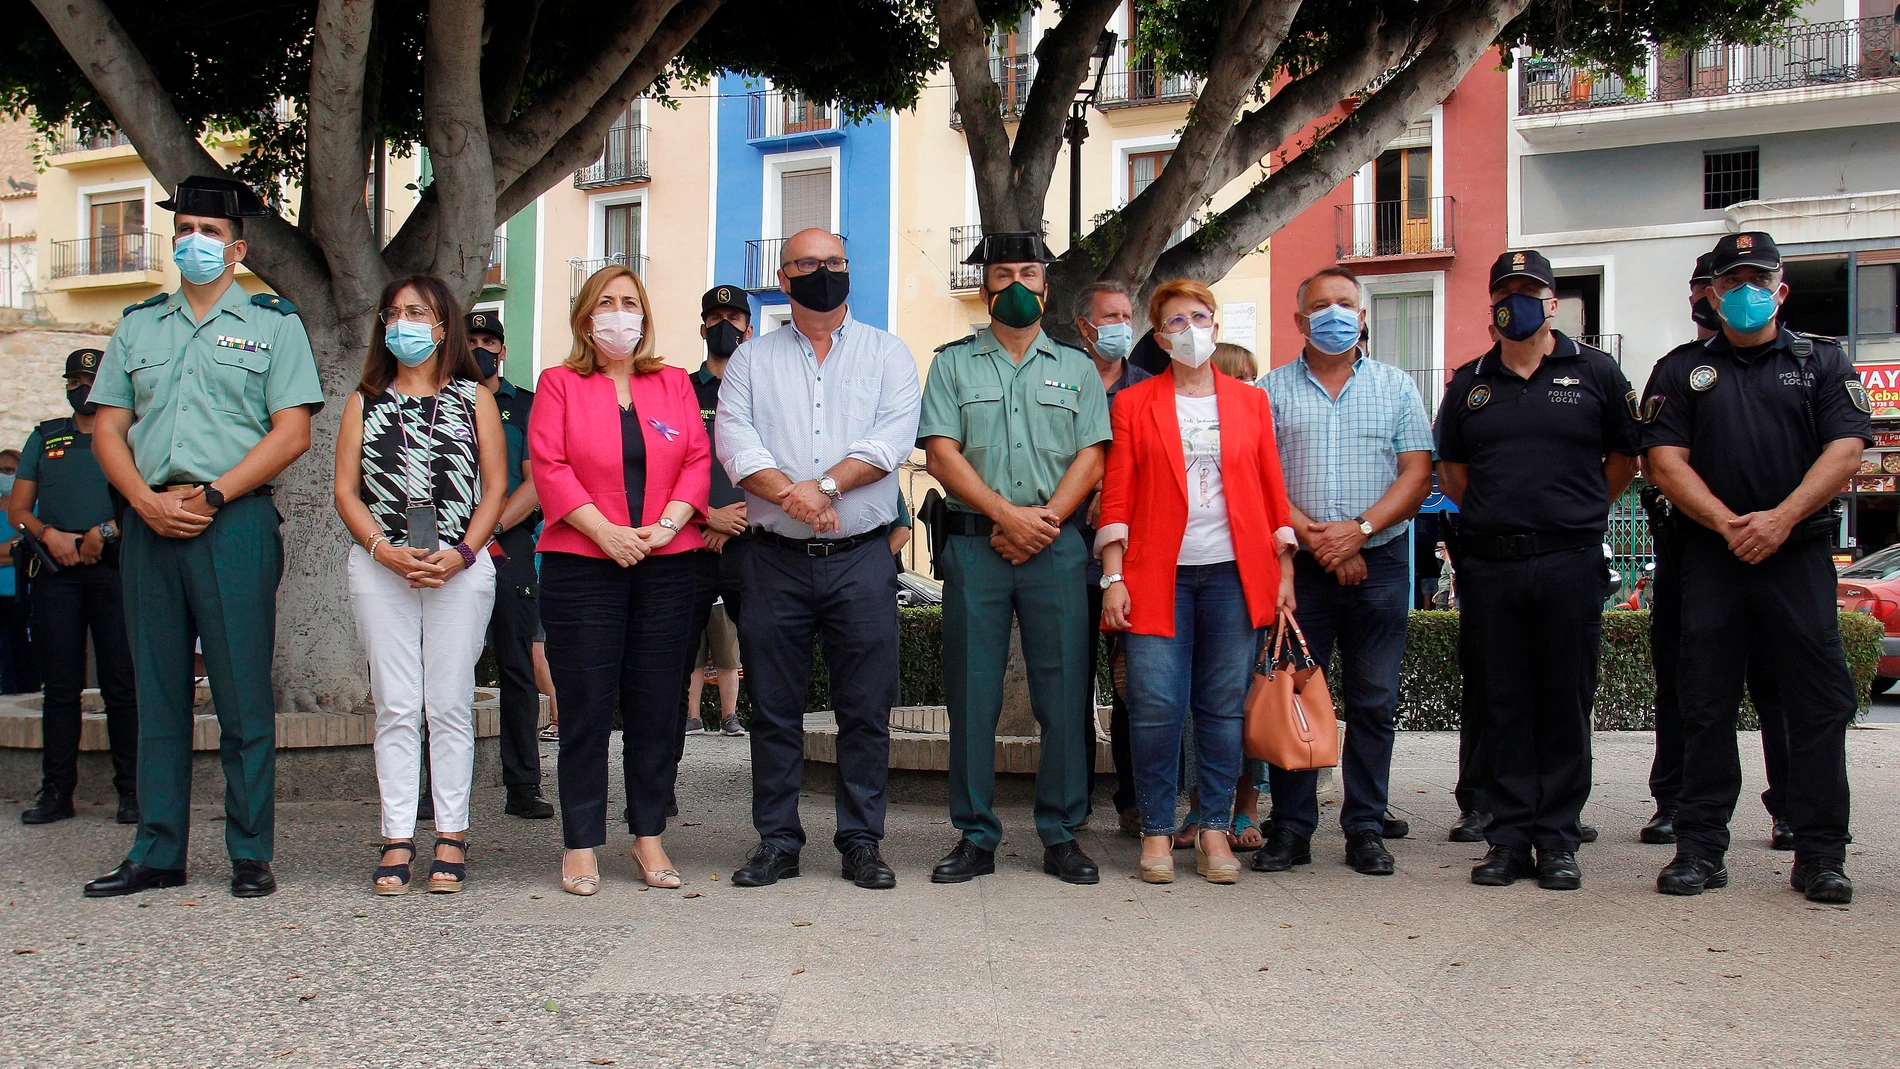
[962,230,1059,266]
[157,175,273,219]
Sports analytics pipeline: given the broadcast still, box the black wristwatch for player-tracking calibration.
[98,521,120,543]
[202,484,227,510]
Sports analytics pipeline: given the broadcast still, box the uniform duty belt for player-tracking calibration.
[751,524,890,557]
[939,510,1074,536]
[153,482,274,499]
[1459,529,1599,561]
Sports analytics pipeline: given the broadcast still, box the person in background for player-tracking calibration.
[685,601,743,736]
[10,349,139,826]
[1097,279,1297,885]
[0,448,37,697]
[1433,541,1456,609]
[890,488,914,568]
[534,623,560,741]
[1211,343,1257,383]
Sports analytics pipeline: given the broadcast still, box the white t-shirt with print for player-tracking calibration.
[1175,393,1233,565]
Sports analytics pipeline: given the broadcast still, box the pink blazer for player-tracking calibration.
[529,364,710,559]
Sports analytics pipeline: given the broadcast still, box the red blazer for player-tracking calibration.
[529,364,710,559]
[1097,371,1294,637]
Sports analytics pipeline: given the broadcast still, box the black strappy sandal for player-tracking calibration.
[428,836,468,894]
[373,840,416,896]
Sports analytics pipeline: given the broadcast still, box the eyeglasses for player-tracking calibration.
[1159,310,1216,333]
[782,256,849,274]
[379,305,439,325]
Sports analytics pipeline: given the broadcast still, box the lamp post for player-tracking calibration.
[1067,30,1118,250]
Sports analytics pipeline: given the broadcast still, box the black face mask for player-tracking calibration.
[785,267,850,313]
[706,320,744,357]
[67,385,96,416]
[1690,296,1721,332]
[471,346,500,380]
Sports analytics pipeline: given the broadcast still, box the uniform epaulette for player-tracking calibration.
[1793,330,1840,346]
[1052,339,1092,358]
[35,416,74,438]
[250,293,298,315]
[122,292,168,316]
[933,335,974,353]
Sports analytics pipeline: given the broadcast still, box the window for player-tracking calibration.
[779,166,832,238]
[1703,148,1759,210]
[1128,150,1171,200]
[604,201,642,266]
[1860,262,1898,336]
[1373,139,1433,256]
[1370,292,1437,405]
[1782,256,1849,339]
[87,190,145,273]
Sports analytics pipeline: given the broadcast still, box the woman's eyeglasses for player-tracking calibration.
[1159,310,1216,333]
[378,305,439,325]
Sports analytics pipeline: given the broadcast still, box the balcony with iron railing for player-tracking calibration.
[46,127,134,158]
[748,91,844,144]
[484,237,507,288]
[1577,333,1623,365]
[949,54,1039,127]
[567,253,646,301]
[1335,197,1456,260]
[744,235,849,291]
[950,225,984,291]
[1518,15,1897,114]
[1095,65,1198,109]
[574,123,650,189]
[50,231,162,286]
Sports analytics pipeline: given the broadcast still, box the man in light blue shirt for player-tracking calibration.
[1256,265,1433,877]
[715,228,921,891]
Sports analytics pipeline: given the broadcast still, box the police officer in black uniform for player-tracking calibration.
[8,348,139,825]
[1643,231,1864,904]
[1639,252,1792,846]
[1435,250,1640,891]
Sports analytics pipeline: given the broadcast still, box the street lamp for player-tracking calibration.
[1067,29,1119,250]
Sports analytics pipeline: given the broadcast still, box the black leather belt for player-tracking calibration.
[153,482,273,498]
[1460,530,1599,561]
[940,509,1073,536]
[751,524,890,557]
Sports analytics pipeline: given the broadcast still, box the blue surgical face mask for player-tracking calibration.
[172,232,235,285]
[0,473,14,496]
[1090,321,1134,360]
[1492,293,1550,342]
[385,320,441,367]
[1303,303,1362,356]
[1718,282,1779,334]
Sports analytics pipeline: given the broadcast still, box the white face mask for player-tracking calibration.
[591,310,644,356]
[1161,324,1216,369]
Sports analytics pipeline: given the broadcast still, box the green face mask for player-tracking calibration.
[987,281,1045,329]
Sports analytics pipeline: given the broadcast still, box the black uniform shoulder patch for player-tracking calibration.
[250,293,298,315]
[1847,378,1872,413]
[1624,390,1641,422]
[933,334,974,354]
[122,292,169,316]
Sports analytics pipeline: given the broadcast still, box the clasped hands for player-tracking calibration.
[778,479,840,534]
[1305,519,1368,586]
[41,526,104,567]
[989,504,1061,566]
[1723,506,1794,565]
[371,542,468,588]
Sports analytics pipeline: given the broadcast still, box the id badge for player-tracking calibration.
[406,505,439,553]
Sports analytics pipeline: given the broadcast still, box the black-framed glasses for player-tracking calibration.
[782,256,849,274]
[379,304,439,325]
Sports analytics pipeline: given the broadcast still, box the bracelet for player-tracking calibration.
[366,534,390,557]
[453,541,477,569]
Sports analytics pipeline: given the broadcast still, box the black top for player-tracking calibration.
[621,400,648,523]
[1641,328,1870,519]
[1434,332,1641,537]
[693,364,743,508]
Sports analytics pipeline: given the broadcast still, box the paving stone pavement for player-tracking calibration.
[3,728,1897,1069]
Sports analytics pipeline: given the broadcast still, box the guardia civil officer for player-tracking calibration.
[8,348,138,826]
[81,176,324,898]
[1642,232,1865,904]
[1435,249,1640,891]
[1638,253,1791,847]
[469,312,556,820]
[918,231,1110,885]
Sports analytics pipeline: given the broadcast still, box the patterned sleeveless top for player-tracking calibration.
[359,377,482,547]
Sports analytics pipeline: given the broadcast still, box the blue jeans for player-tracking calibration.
[1121,562,1260,836]
[1265,540,1410,838]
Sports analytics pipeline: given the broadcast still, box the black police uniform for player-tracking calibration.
[1641,327,1866,865]
[489,375,547,808]
[1435,331,1640,854]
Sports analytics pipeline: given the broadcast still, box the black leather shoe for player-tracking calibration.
[1043,841,1100,885]
[1251,825,1311,872]
[1579,824,1599,844]
[83,859,186,898]
[1470,844,1534,886]
[1656,854,1728,896]
[930,839,995,883]
[1535,849,1582,891]
[732,842,800,887]
[505,789,555,819]
[115,795,140,825]
[20,788,74,825]
[1448,811,1490,843]
[1639,807,1677,844]
[1345,830,1395,876]
[840,843,896,889]
[1380,812,1410,840]
[231,859,277,898]
[1791,858,1853,904]
[1770,818,1795,851]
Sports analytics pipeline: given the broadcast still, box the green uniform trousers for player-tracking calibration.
[941,523,1093,850]
[122,494,283,869]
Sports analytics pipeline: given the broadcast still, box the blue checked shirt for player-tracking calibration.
[1259,353,1434,548]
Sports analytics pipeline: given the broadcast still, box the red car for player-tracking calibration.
[1837,543,1900,694]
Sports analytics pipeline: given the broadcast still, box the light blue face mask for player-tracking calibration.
[172,232,235,285]
[1090,321,1134,360]
[0,473,14,496]
[385,321,441,366]
[1718,282,1779,334]
[1303,303,1362,356]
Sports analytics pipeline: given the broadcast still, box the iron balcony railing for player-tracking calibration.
[1578,333,1623,365]
[566,253,645,302]
[748,91,842,140]
[1096,66,1198,108]
[573,123,650,188]
[1402,366,1444,411]
[51,231,159,279]
[950,54,1038,127]
[1335,197,1457,260]
[745,235,847,291]
[48,128,133,155]
[950,225,984,290]
[1519,15,1898,114]
[485,237,507,287]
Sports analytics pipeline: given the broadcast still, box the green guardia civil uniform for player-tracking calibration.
[88,280,324,869]
[917,324,1111,849]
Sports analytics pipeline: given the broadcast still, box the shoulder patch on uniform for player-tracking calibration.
[1847,378,1872,413]
[1466,384,1491,410]
[1624,390,1641,421]
[122,292,169,316]
[1689,365,1718,392]
[1641,395,1666,423]
[933,334,974,353]
[250,293,298,315]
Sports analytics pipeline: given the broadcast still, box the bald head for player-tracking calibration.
[782,227,844,266]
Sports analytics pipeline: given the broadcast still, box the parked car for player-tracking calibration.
[1836,543,1900,693]
[895,570,942,608]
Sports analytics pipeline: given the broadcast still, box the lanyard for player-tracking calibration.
[395,387,446,509]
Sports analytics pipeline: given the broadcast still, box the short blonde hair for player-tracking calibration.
[1147,278,1219,332]
[1211,342,1256,381]
[566,264,663,375]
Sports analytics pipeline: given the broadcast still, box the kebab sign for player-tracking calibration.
[1857,363,1900,420]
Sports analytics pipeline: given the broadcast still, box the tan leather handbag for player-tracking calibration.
[1243,609,1339,771]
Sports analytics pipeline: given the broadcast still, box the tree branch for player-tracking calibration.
[481,0,548,127]
[306,0,381,303]
[934,0,1023,230]
[1005,0,1122,225]
[422,0,497,296]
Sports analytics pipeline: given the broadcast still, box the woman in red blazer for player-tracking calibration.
[1096,279,1296,886]
[529,265,710,897]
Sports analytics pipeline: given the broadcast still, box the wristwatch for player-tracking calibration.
[98,521,119,543]
[1354,516,1374,537]
[1099,572,1124,590]
[817,475,842,501]
[202,484,227,510]
[657,516,681,533]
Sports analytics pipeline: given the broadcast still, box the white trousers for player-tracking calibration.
[348,545,497,838]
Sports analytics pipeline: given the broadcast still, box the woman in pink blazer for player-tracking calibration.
[529,265,710,896]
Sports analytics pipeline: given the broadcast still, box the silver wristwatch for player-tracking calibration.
[657,516,681,533]
[817,475,842,501]
[1099,572,1124,590]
